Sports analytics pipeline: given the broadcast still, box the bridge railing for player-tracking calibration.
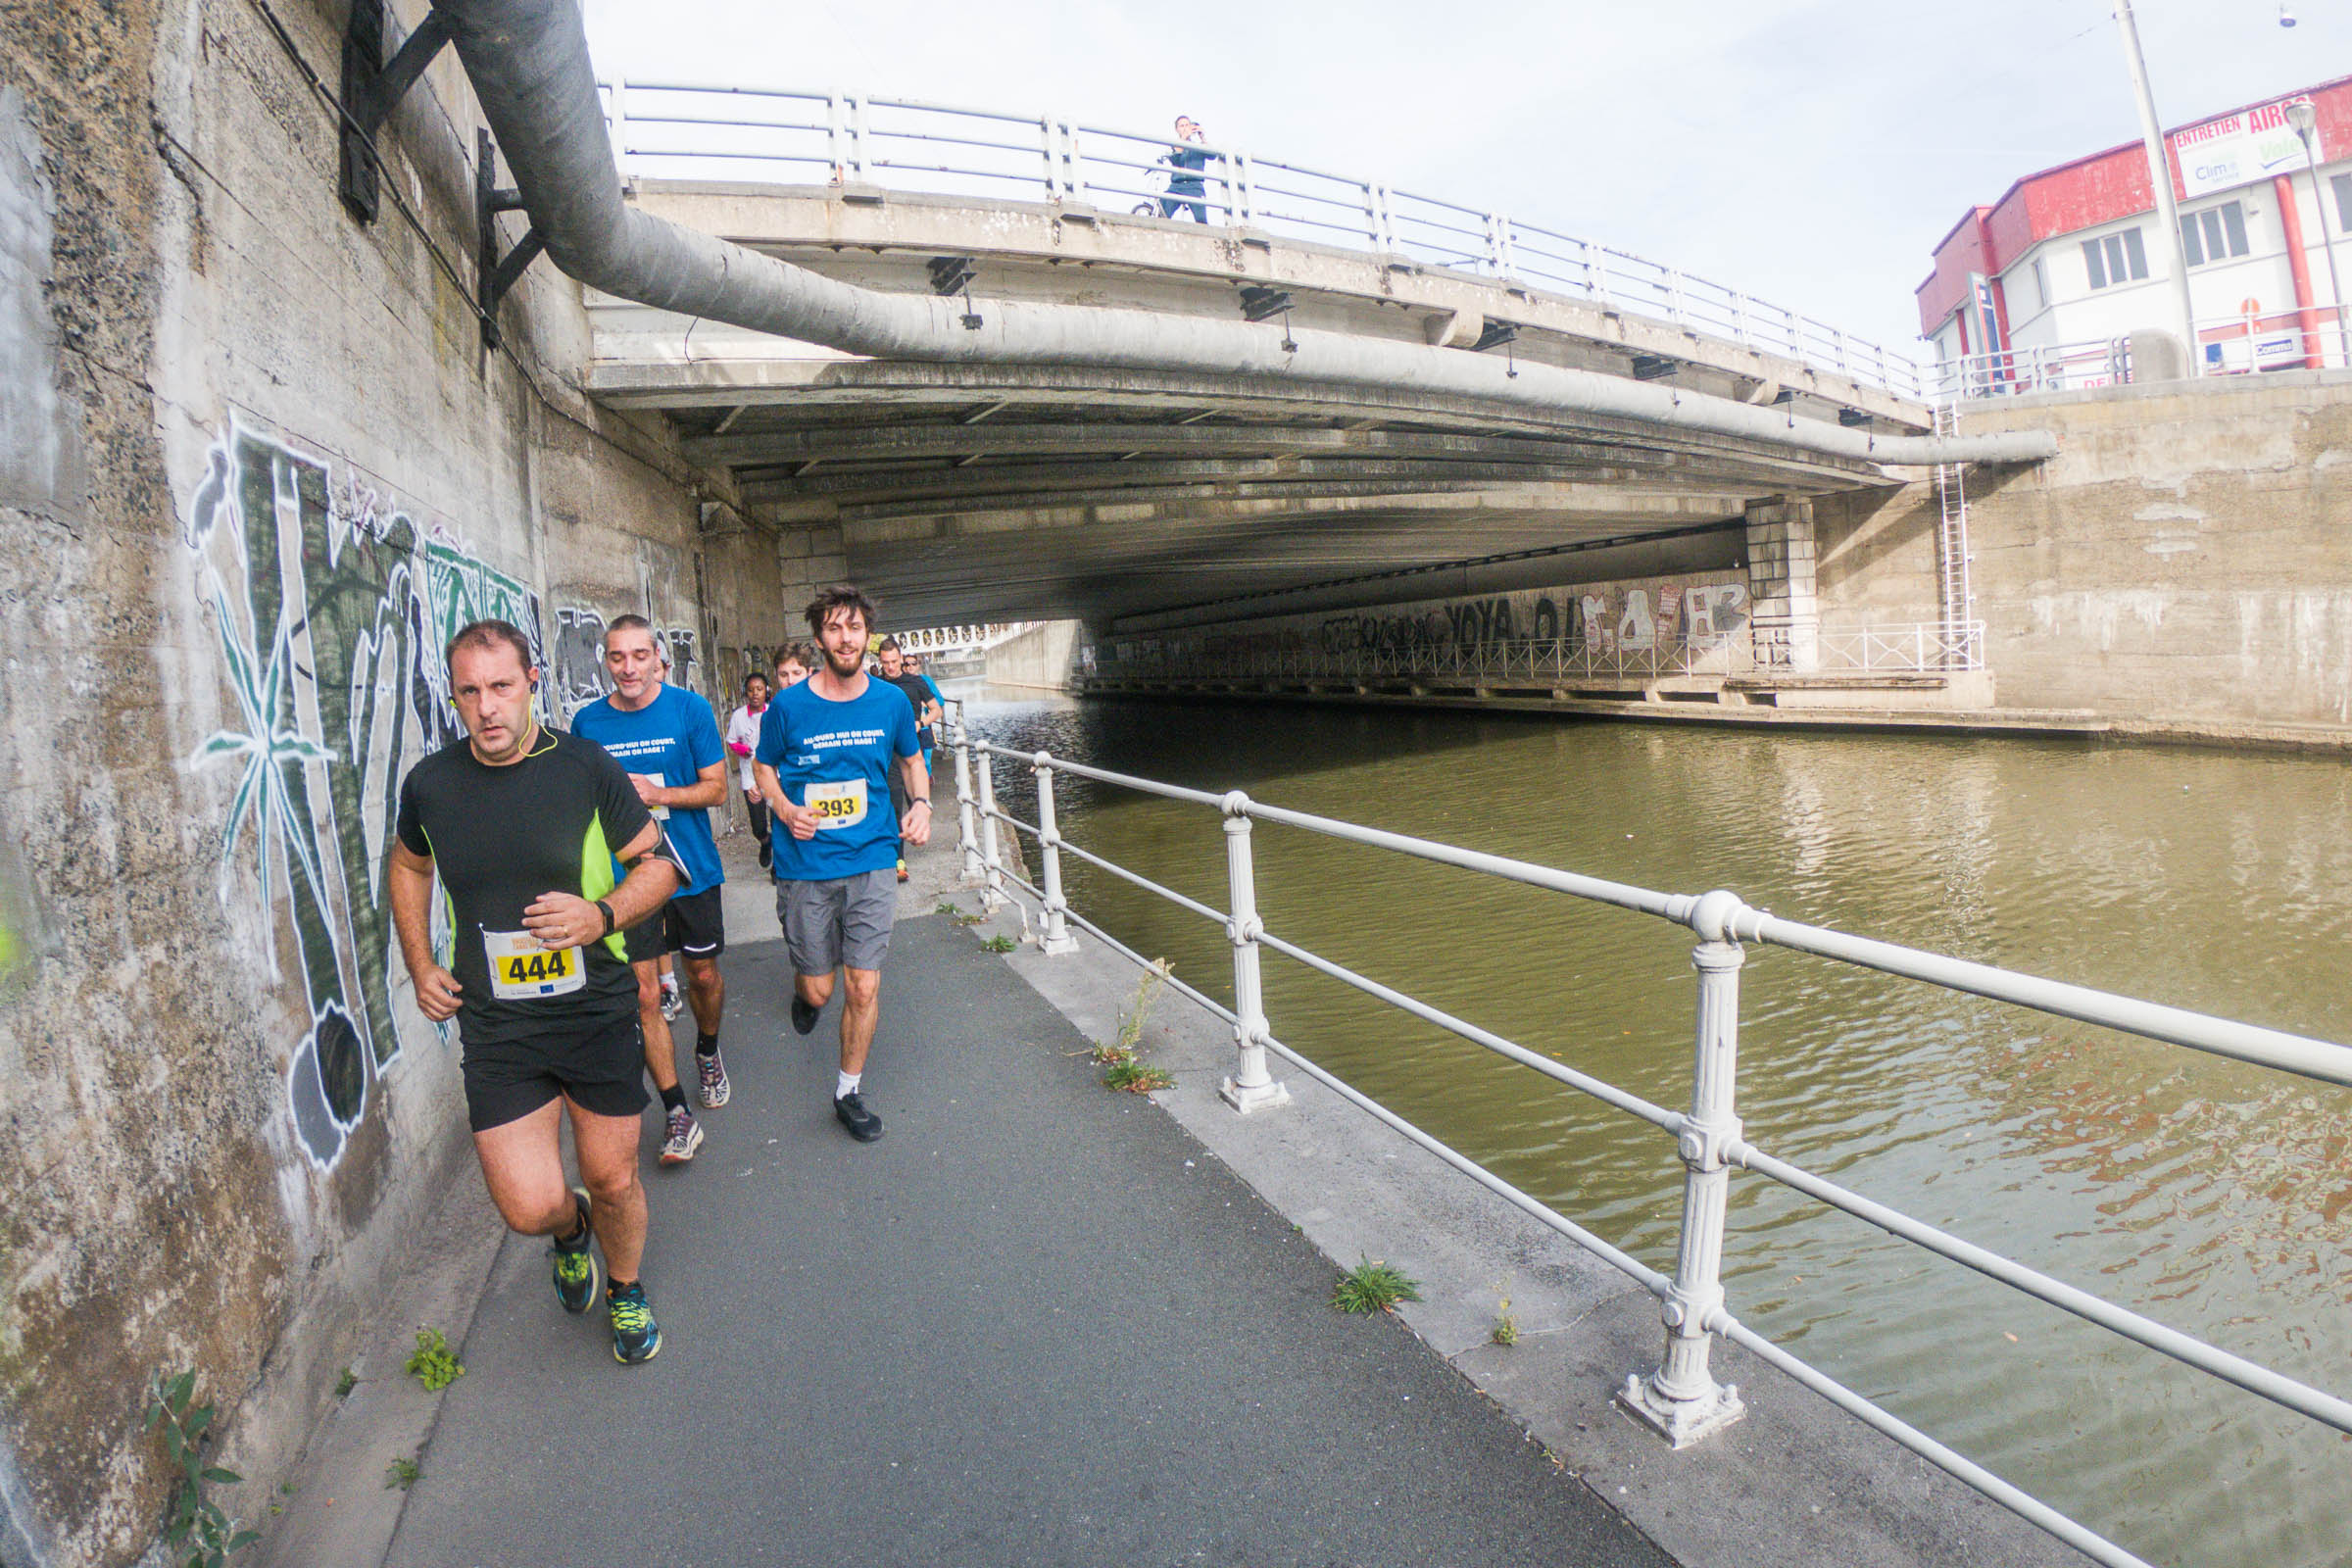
[596,80,1928,402]
[938,700,2352,1568]
[1093,622,1984,686]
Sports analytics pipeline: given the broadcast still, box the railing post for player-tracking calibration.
[1217,792,1290,1115]
[827,90,847,181]
[1031,753,1080,955]
[1040,116,1061,199]
[1621,889,1747,1448]
[952,708,984,887]
[607,78,630,182]
[976,746,1008,913]
[848,93,871,182]
[1236,152,1256,225]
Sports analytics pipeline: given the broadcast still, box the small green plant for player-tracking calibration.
[332,1366,357,1398]
[404,1329,465,1393]
[979,934,1016,953]
[1102,1055,1174,1093]
[144,1369,260,1567]
[1332,1258,1422,1315]
[1492,1293,1519,1347]
[384,1456,419,1491]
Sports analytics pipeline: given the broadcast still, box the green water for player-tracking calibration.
[956,689,2352,1568]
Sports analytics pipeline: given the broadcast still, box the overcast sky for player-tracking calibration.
[581,1,2351,362]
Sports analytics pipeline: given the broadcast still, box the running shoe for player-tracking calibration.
[550,1188,599,1313]
[834,1091,884,1143]
[791,994,820,1035]
[896,858,909,884]
[659,978,684,1021]
[660,1104,704,1164]
[757,840,771,870]
[608,1281,662,1364]
[697,1048,730,1108]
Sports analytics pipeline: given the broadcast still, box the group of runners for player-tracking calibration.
[390,585,935,1364]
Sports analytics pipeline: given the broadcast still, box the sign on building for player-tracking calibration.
[2173,96,2319,200]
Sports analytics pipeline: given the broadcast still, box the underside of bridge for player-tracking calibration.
[595,357,1886,633]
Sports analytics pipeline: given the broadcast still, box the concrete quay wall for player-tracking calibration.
[0,4,794,1563]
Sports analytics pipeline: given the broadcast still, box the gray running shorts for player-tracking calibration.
[778,868,899,975]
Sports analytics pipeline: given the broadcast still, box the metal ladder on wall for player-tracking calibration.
[1931,400,1980,670]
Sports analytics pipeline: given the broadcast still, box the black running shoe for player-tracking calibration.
[791,995,820,1035]
[550,1188,598,1314]
[608,1281,662,1364]
[834,1091,883,1143]
[757,840,771,870]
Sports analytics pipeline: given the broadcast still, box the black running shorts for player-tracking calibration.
[461,1011,649,1132]
[621,888,725,964]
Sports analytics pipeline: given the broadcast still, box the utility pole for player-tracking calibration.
[2286,99,2350,369]
[2113,0,2200,365]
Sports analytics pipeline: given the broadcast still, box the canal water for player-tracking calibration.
[955,689,2352,1568]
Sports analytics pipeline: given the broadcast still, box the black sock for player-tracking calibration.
[659,1083,687,1114]
[695,1031,719,1058]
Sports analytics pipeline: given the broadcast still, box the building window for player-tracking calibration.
[2333,172,2352,230]
[2180,202,2250,267]
[2031,257,2051,315]
[2082,227,2149,290]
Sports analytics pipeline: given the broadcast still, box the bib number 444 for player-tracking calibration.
[483,928,586,1000]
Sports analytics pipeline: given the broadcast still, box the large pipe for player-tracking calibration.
[430,0,2058,468]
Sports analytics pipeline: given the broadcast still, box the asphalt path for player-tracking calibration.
[383,914,1673,1568]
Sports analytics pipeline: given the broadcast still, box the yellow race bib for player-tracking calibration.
[804,778,867,829]
[483,928,586,1000]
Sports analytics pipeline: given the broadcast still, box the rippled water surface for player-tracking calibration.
[952,688,2352,1568]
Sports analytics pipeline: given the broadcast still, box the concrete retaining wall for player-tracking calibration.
[0,5,794,1563]
[984,620,1086,690]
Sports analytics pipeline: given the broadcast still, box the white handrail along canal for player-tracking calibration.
[940,700,2352,1568]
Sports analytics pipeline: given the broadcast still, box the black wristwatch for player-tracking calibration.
[596,899,616,936]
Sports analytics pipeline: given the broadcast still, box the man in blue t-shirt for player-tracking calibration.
[755,585,929,1144]
[570,615,731,1165]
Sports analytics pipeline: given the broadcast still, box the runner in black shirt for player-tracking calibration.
[390,620,679,1364]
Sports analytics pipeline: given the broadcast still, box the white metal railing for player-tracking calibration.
[1931,337,2134,401]
[938,698,2352,1568]
[595,79,1927,402]
[1092,624,1984,686]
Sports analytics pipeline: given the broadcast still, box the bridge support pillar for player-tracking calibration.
[1744,497,1819,674]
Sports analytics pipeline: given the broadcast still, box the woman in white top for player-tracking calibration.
[724,671,774,869]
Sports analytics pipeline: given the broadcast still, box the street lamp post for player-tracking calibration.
[2113,0,2200,367]
[2286,99,2350,370]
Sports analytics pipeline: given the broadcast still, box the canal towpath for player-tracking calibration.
[269,827,1668,1568]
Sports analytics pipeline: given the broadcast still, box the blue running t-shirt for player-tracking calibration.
[570,683,727,896]
[757,676,921,881]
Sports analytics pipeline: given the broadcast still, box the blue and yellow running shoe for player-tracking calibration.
[550,1188,599,1314]
[608,1281,662,1364]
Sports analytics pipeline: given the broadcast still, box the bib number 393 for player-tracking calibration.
[804,778,867,829]
[484,928,585,1000]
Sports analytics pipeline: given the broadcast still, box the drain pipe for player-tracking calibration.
[431,0,2056,468]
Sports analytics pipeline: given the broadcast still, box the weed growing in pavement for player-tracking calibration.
[384,1456,419,1491]
[144,1369,260,1567]
[1492,1293,1519,1347]
[933,900,984,925]
[1332,1258,1422,1314]
[979,934,1016,953]
[1102,1055,1175,1093]
[333,1366,356,1398]
[403,1329,464,1392]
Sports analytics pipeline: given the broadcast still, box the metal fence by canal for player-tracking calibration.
[938,700,2352,1568]
[594,79,1927,401]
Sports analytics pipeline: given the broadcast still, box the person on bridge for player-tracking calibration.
[388,619,678,1364]
[756,587,930,1145]
[1161,116,1212,222]
[727,671,773,871]
[877,638,943,884]
[571,616,734,1162]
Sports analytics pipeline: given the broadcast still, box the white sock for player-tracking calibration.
[836,1070,861,1100]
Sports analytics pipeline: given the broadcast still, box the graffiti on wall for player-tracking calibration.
[1114,573,1751,669]
[546,545,705,719]
[183,420,544,1171]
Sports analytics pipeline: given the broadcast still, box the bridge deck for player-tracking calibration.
[378,835,1669,1568]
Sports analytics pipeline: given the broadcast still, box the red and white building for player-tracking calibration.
[1919,74,2352,386]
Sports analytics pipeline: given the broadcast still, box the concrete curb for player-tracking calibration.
[943,866,2073,1568]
